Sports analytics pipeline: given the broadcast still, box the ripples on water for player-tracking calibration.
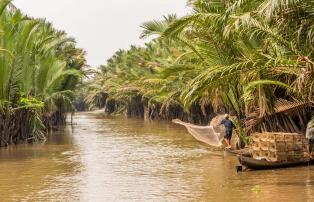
[0,112,314,201]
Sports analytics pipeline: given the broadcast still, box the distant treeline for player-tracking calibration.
[86,0,314,133]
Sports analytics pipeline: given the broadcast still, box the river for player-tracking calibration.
[0,111,314,201]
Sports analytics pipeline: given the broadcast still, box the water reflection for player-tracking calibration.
[0,112,314,201]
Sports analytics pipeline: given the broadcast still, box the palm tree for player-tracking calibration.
[86,0,314,134]
[0,0,86,146]
[171,0,313,133]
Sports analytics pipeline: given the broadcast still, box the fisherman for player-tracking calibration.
[220,114,234,149]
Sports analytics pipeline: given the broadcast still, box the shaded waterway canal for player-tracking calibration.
[1,111,314,201]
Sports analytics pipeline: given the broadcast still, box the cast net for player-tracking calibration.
[172,115,226,147]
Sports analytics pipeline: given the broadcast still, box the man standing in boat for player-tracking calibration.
[220,114,234,149]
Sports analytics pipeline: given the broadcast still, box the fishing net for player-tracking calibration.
[172,115,226,147]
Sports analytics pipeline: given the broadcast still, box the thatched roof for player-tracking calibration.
[273,99,309,114]
[244,99,312,134]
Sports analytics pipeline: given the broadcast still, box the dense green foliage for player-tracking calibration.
[88,0,314,133]
[0,1,86,146]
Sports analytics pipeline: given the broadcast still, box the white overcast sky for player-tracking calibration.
[13,0,188,67]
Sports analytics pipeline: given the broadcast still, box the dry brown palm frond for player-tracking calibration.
[295,56,314,93]
[244,99,312,134]
[273,99,309,114]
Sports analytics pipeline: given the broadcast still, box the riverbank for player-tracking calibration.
[1,112,314,201]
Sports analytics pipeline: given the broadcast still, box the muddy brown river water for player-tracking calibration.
[1,111,314,201]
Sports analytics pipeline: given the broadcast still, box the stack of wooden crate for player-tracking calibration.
[251,132,309,162]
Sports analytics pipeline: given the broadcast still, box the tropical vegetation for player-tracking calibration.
[88,0,314,135]
[0,0,86,146]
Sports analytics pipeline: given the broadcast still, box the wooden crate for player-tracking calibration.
[252,150,262,160]
[275,141,287,151]
[287,151,305,161]
[260,149,269,159]
[260,133,269,141]
[251,133,260,142]
[251,141,260,150]
[294,135,302,142]
[294,143,304,151]
[284,134,295,142]
[275,134,285,142]
[286,142,295,151]
[260,140,269,150]
[250,132,308,162]
[268,151,287,162]
[268,142,276,152]
[267,133,276,142]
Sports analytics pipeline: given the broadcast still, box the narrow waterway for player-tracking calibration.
[1,112,314,201]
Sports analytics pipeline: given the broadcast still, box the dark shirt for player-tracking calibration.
[221,119,234,131]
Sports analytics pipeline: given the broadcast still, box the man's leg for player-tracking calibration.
[224,134,231,148]
[227,139,231,148]
[224,138,229,146]
[229,130,233,148]
[225,131,232,148]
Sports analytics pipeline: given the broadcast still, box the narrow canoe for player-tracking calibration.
[238,156,312,170]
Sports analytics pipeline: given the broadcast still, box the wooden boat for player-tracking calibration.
[238,156,312,170]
